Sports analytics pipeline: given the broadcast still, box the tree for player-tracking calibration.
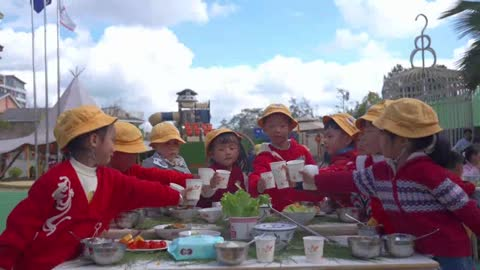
[221,108,263,138]
[347,91,382,118]
[289,97,315,118]
[383,64,405,81]
[440,1,480,90]
[336,88,350,112]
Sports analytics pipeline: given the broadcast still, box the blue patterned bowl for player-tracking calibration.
[252,222,297,250]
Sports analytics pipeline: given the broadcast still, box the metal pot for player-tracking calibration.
[348,236,382,259]
[215,241,248,265]
[383,233,415,258]
[336,207,362,223]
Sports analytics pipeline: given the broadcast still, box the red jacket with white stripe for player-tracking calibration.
[249,139,321,210]
[0,161,181,270]
[314,153,480,257]
[124,164,193,187]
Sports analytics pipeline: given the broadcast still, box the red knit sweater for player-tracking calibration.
[124,164,193,187]
[249,139,321,210]
[0,161,181,270]
[197,163,246,208]
[314,153,480,257]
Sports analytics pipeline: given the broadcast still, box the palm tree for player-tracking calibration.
[440,1,480,90]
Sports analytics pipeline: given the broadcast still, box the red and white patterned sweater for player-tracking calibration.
[314,153,480,257]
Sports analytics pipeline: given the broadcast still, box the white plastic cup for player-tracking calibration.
[287,160,305,182]
[216,169,231,189]
[303,165,319,191]
[303,236,325,263]
[255,235,276,263]
[260,171,276,190]
[185,179,202,200]
[212,201,222,208]
[198,168,215,185]
[270,161,289,189]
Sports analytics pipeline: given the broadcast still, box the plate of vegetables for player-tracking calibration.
[120,234,169,252]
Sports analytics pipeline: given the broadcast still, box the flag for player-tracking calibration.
[59,0,76,31]
[32,0,52,13]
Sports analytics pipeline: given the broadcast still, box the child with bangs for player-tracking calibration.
[197,128,250,208]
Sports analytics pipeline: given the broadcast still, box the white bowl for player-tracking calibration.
[169,207,200,221]
[178,229,222,237]
[198,207,223,223]
[282,211,316,225]
[153,224,192,240]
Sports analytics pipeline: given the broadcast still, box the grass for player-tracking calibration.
[0,189,28,232]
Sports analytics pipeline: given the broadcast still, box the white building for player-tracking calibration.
[0,74,27,107]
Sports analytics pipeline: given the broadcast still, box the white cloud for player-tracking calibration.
[2,0,236,30]
[209,2,238,18]
[333,29,370,50]
[334,0,457,38]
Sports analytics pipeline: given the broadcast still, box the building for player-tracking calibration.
[0,74,27,107]
[0,93,20,113]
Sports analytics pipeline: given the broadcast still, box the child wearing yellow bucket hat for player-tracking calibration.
[0,105,184,270]
[110,121,193,187]
[249,103,322,211]
[142,122,190,174]
[306,98,480,270]
[354,100,393,234]
[196,128,250,208]
[316,112,360,208]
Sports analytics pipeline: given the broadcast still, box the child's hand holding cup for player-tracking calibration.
[300,165,319,191]
[258,171,276,193]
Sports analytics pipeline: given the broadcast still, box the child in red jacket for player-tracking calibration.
[319,113,360,208]
[110,121,193,187]
[198,128,250,208]
[248,104,320,211]
[306,98,480,270]
[0,106,184,270]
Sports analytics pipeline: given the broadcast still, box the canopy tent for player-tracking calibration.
[0,74,96,154]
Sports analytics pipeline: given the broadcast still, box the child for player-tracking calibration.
[142,122,190,174]
[110,121,193,187]
[0,105,183,270]
[319,113,359,208]
[354,100,393,232]
[446,150,465,177]
[197,128,250,208]
[248,104,320,210]
[307,98,480,270]
[463,144,480,183]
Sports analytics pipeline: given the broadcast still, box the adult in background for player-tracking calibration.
[453,128,473,153]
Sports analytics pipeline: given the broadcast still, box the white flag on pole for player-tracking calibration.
[59,0,76,32]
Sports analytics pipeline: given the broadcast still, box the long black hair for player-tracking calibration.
[464,144,480,164]
[384,131,452,168]
[63,125,112,160]
[207,132,251,172]
[409,134,451,168]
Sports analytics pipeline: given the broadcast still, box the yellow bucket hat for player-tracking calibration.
[355,100,393,129]
[114,122,148,153]
[257,103,298,129]
[373,98,442,138]
[54,105,117,150]
[322,113,359,138]
[150,122,186,145]
[204,128,241,151]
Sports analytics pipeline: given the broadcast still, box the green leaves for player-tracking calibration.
[220,190,271,217]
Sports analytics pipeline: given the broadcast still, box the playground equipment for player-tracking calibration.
[148,89,213,138]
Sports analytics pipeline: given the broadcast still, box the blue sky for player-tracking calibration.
[0,0,472,126]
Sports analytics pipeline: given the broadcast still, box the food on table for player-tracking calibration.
[119,234,167,250]
[221,189,270,217]
[282,203,315,213]
[165,223,187,229]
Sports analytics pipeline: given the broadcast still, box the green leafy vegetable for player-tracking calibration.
[220,189,270,217]
[282,203,315,213]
